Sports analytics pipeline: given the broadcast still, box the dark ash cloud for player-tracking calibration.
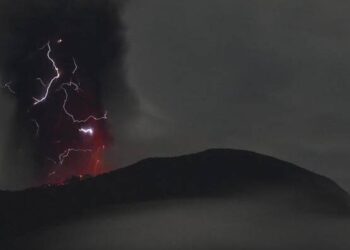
[0,0,138,189]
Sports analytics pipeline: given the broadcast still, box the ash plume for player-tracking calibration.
[0,0,138,189]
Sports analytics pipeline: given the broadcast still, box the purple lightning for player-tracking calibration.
[33,42,60,105]
[79,127,94,136]
[61,86,108,123]
[3,37,110,181]
[58,148,92,165]
[60,80,80,92]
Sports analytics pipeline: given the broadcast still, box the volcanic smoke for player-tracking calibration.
[2,39,111,184]
[0,0,130,187]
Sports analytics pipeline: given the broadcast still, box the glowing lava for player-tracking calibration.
[4,38,111,184]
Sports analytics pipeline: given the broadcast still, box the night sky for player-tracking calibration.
[0,0,350,191]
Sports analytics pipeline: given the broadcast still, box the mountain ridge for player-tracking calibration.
[0,148,349,240]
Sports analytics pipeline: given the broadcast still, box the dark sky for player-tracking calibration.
[120,0,350,192]
[0,0,350,191]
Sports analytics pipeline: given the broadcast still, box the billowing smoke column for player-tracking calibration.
[0,0,129,186]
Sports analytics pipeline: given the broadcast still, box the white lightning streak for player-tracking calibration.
[36,78,46,87]
[60,81,80,92]
[59,148,92,165]
[1,81,15,94]
[61,87,108,123]
[33,42,60,105]
[79,127,94,136]
[72,58,78,75]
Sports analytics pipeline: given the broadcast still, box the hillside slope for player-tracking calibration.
[0,149,349,240]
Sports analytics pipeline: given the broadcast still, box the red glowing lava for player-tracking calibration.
[46,122,111,185]
[26,38,113,185]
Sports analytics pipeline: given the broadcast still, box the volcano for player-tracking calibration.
[1,149,350,249]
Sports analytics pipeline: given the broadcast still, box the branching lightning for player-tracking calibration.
[58,148,92,165]
[3,38,109,182]
[59,58,108,124]
[61,86,108,123]
[33,42,60,105]
[1,81,16,94]
[60,80,80,92]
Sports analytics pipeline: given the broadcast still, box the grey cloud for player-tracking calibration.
[122,0,350,191]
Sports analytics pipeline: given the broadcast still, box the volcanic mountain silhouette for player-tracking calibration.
[0,149,349,240]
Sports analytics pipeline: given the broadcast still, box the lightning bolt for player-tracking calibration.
[61,86,108,123]
[79,127,94,136]
[60,80,80,92]
[72,57,78,75]
[1,81,16,94]
[36,77,46,87]
[4,38,109,181]
[58,148,92,165]
[33,42,60,105]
